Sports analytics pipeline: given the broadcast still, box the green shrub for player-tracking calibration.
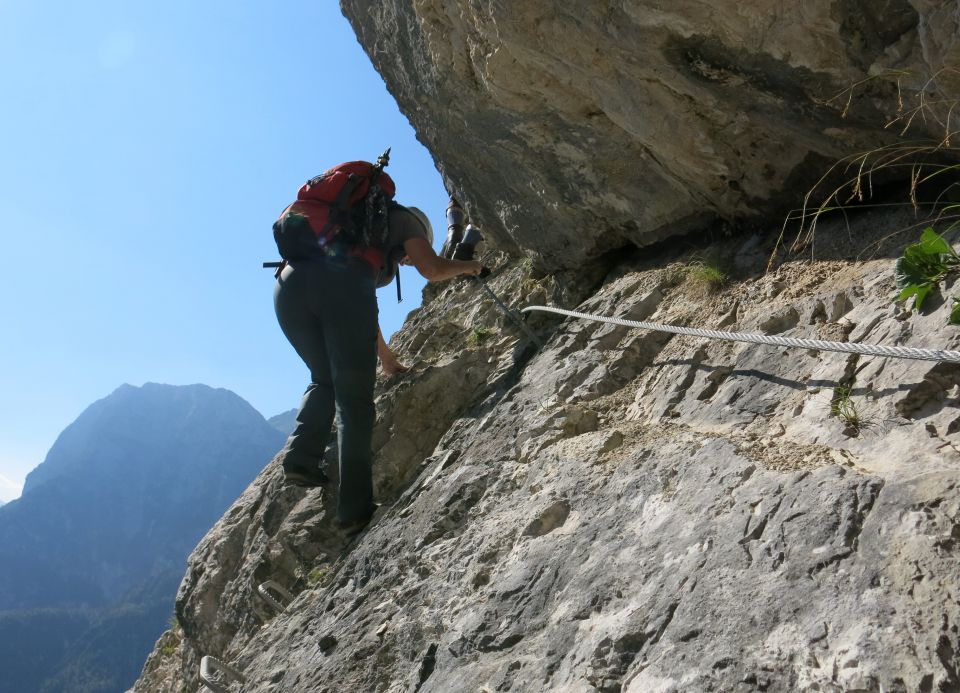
[894,227,960,321]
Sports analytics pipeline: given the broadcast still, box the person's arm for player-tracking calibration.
[403,236,483,282]
[377,328,409,375]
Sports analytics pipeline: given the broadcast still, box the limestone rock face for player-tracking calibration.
[341,0,960,270]
[133,208,960,692]
[129,5,960,690]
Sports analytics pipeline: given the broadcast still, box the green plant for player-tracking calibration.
[468,326,494,346]
[307,567,328,587]
[895,226,960,311]
[831,386,862,430]
[666,260,730,294]
[683,260,729,293]
[160,616,181,656]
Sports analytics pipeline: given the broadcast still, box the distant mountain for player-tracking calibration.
[0,574,178,693]
[0,383,284,693]
[267,408,298,437]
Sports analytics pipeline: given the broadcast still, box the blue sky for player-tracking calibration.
[0,1,448,501]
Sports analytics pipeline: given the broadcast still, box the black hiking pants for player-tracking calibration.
[274,258,378,524]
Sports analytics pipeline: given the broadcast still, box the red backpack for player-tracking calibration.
[272,150,396,265]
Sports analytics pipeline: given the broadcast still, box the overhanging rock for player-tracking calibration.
[341,0,960,270]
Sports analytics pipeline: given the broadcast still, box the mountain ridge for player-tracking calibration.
[0,382,284,693]
[23,382,267,495]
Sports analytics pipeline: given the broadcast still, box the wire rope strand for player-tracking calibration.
[521,305,960,363]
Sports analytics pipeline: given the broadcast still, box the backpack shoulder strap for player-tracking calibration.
[332,172,364,211]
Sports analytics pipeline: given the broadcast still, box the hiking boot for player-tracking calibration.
[336,503,379,536]
[282,463,329,488]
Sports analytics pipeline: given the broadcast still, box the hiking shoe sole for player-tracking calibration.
[283,466,329,488]
[337,503,380,536]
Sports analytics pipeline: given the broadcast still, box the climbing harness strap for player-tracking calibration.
[521,305,960,363]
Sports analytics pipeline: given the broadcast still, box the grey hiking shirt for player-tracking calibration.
[377,205,430,288]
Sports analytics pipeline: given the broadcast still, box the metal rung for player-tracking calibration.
[257,580,294,613]
[200,655,246,693]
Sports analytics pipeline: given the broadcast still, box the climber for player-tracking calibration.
[273,198,483,533]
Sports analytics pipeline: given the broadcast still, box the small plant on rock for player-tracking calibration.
[468,326,494,346]
[161,642,178,656]
[894,226,960,320]
[684,260,729,293]
[160,616,181,656]
[307,567,328,587]
[831,386,862,431]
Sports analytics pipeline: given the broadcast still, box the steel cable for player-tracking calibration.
[521,305,960,363]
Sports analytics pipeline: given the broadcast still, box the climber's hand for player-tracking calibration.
[380,354,409,376]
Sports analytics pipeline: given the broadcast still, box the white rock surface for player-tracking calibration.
[134,208,960,692]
